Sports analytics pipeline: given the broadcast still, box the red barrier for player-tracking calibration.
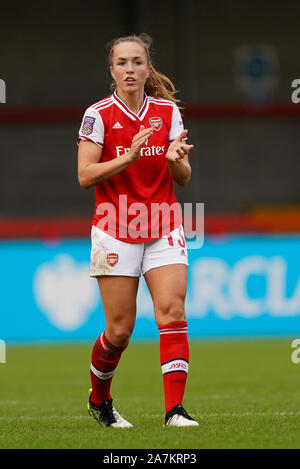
[1,101,300,124]
[0,212,299,239]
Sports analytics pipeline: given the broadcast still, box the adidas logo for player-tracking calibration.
[112,122,123,129]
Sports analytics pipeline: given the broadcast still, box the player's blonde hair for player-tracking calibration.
[107,33,181,106]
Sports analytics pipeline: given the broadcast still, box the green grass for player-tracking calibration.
[0,339,300,449]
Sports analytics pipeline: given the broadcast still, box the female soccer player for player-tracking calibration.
[78,34,198,428]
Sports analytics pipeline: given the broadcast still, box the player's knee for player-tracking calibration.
[156,302,186,326]
[107,325,133,348]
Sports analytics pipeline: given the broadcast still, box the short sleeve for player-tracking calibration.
[78,107,104,147]
[168,105,184,143]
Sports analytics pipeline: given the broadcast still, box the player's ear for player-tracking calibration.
[109,65,115,81]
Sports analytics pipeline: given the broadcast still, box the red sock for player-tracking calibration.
[159,321,189,414]
[90,331,128,406]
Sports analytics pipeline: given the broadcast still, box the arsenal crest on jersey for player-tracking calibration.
[149,117,162,131]
[106,253,119,267]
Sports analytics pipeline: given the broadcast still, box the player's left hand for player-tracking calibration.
[166,130,194,163]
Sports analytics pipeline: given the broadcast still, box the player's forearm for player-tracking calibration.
[78,152,134,189]
[167,159,191,186]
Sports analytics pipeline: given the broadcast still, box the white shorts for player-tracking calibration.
[90,224,188,277]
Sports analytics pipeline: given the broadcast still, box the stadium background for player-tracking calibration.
[0,0,300,342]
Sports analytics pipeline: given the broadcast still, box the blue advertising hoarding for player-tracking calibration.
[0,235,300,343]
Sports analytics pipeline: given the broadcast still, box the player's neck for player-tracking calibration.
[116,89,145,115]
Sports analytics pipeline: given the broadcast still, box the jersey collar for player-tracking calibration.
[112,90,149,121]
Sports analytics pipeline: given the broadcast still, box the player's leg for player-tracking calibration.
[143,227,198,427]
[90,275,139,403]
[88,275,138,428]
[97,275,139,348]
[144,264,189,405]
[88,226,142,427]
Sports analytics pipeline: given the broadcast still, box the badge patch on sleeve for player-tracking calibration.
[81,116,96,135]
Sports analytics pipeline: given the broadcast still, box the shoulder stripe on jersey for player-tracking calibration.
[91,96,113,109]
[93,97,113,106]
[90,101,111,110]
[94,100,114,110]
[93,101,113,111]
[93,102,114,115]
[148,96,175,103]
[148,99,175,107]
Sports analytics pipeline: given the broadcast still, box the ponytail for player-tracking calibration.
[107,33,181,106]
[144,63,180,104]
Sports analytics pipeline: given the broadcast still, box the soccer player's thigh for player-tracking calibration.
[90,226,143,346]
[97,275,139,347]
[144,264,188,327]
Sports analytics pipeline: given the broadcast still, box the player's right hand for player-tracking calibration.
[127,125,153,162]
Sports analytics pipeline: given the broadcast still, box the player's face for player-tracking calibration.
[110,42,150,94]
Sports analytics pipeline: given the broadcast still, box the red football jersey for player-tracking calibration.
[78,91,184,242]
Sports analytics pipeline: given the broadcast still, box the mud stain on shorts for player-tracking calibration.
[90,240,111,277]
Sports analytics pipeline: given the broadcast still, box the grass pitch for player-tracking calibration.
[0,339,299,449]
